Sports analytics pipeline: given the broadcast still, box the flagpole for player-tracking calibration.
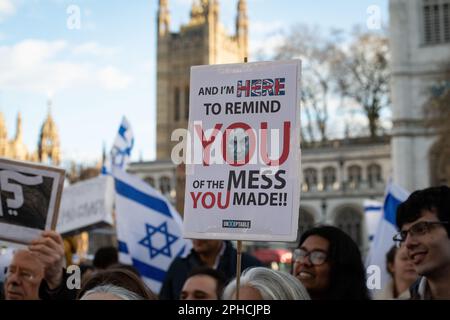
[236,240,243,300]
[235,56,248,301]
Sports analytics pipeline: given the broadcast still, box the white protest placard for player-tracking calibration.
[56,175,114,235]
[183,60,301,242]
[0,158,65,244]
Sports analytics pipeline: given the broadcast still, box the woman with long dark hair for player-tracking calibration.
[77,268,157,300]
[293,225,370,300]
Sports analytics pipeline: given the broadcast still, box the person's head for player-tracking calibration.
[180,267,227,300]
[395,185,450,278]
[4,250,44,300]
[93,246,118,270]
[77,268,157,300]
[80,263,95,276]
[79,263,95,286]
[80,284,145,300]
[222,267,310,300]
[192,240,223,256]
[294,225,369,300]
[385,246,397,278]
[386,245,417,287]
[108,263,141,277]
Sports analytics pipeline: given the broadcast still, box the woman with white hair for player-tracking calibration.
[222,267,310,300]
[80,284,146,300]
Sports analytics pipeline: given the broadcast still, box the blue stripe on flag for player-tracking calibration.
[365,206,382,212]
[115,179,172,218]
[118,240,129,254]
[132,258,167,283]
[119,125,127,139]
[383,193,403,226]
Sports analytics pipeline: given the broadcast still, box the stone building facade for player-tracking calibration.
[390,0,450,191]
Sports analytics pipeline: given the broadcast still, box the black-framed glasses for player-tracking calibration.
[293,248,328,266]
[393,220,449,247]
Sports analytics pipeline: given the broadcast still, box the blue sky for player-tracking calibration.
[0,0,388,168]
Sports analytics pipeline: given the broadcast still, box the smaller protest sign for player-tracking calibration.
[57,175,114,235]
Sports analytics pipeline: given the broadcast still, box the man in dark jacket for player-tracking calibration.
[159,239,262,300]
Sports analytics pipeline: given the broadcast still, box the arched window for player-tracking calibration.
[335,208,363,248]
[322,167,336,190]
[159,176,171,195]
[367,164,382,188]
[185,86,190,120]
[174,88,180,121]
[348,165,362,189]
[144,176,155,188]
[303,168,318,191]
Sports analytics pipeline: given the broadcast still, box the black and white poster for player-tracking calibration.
[0,158,65,244]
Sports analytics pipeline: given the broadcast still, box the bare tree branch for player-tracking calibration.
[332,31,390,138]
[274,24,342,142]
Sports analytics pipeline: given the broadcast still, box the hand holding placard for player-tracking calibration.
[29,230,65,290]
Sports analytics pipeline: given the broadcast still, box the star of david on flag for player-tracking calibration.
[139,222,178,259]
[114,169,192,294]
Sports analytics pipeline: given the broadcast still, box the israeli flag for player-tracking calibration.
[364,199,383,244]
[102,116,134,174]
[114,169,192,294]
[366,181,409,291]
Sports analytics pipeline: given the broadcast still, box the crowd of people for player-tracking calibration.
[1,185,449,300]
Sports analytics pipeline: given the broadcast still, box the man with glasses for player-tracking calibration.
[3,250,45,300]
[394,185,450,300]
[3,231,73,300]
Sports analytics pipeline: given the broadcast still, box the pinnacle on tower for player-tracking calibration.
[158,0,170,37]
[15,112,23,142]
[190,0,205,25]
[236,0,248,59]
[237,0,248,34]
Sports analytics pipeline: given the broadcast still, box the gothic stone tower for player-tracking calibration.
[38,102,61,165]
[156,0,249,160]
[390,0,450,190]
[0,105,60,165]
[0,112,8,156]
